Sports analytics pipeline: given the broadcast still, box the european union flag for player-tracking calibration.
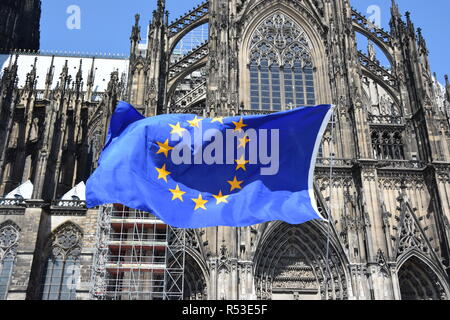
[86,101,334,228]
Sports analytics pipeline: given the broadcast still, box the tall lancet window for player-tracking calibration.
[0,223,20,300]
[249,13,315,111]
[41,223,82,300]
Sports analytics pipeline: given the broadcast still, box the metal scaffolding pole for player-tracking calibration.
[164,226,186,300]
[89,204,186,300]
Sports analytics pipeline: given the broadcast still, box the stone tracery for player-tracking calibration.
[0,223,20,260]
[40,222,83,300]
[248,12,315,111]
[0,222,20,300]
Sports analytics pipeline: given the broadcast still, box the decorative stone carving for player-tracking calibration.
[376,249,390,275]
[399,256,448,300]
[48,223,82,260]
[0,223,20,260]
[254,223,348,300]
[396,209,429,256]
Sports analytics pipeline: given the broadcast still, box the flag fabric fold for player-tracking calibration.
[86,101,334,228]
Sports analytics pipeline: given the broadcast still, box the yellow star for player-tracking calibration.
[169,122,187,137]
[213,191,229,205]
[187,116,203,128]
[192,194,208,211]
[169,184,186,202]
[238,136,251,149]
[155,164,171,183]
[235,155,250,171]
[156,139,174,158]
[232,118,247,132]
[212,117,224,124]
[227,176,244,192]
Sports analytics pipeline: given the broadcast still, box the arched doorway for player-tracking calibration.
[398,256,448,300]
[183,229,208,300]
[183,252,208,300]
[254,221,349,300]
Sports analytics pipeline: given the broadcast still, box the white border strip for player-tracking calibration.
[308,104,335,222]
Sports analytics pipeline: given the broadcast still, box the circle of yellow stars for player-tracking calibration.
[153,115,251,212]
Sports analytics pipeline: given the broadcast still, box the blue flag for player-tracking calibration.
[86,101,334,228]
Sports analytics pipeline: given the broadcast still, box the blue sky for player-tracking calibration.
[40,0,449,81]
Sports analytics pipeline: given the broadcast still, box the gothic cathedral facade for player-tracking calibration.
[0,0,41,53]
[0,0,449,300]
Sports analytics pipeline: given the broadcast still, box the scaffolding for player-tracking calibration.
[90,204,186,300]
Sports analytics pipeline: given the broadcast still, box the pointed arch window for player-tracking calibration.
[371,129,405,160]
[249,13,315,111]
[0,223,20,300]
[40,223,82,300]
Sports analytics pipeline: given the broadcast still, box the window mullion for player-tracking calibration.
[43,259,54,300]
[0,259,14,300]
[258,66,262,111]
[58,260,66,300]
[248,13,315,111]
[301,69,306,106]
[269,67,273,111]
[280,66,285,109]
[291,68,297,107]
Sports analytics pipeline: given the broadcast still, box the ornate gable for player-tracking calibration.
[394,198,438,263]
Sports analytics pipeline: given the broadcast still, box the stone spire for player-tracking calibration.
[391,0,400,18]
[75,59,83,95]
[417,28,428,54]
[130,14,141,57]
[157,0,166,12]
[86,58,96,101]
[445,75,450,103]
[44,55,55,99]
[58,60,71,91]
[24,57,38,91]
[405,11,415,37]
